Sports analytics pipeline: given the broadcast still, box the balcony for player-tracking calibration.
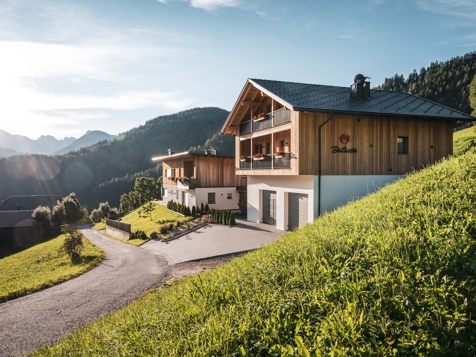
[239,153,291,170]
[239,108,291,135]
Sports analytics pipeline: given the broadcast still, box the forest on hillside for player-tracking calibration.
[376,52,476,115]
[0,107,233,210]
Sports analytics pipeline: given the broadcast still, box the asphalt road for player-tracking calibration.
[0,226,168,357]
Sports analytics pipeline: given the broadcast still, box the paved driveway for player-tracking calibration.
[0,226,168,357]
[141,220,284,264]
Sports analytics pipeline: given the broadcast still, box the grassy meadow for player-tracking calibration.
[33,152,476,356]
[453,126,476,156]
[0,234,104,303]
[120,202,189,236]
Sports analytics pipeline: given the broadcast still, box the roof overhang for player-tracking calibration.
[221,79,293,135]
[152,151,193,162]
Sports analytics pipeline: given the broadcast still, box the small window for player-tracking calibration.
[227,193,232,200]
[208,192,216,204]
[397,137,408,154]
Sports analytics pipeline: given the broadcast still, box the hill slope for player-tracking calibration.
[377,51,476,115]
[34,152,476,356]
[0,107,231,209]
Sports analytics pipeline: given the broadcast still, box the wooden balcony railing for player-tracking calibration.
[239,153,291,170]
[239,108,291,135]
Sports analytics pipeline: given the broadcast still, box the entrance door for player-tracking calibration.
[262,190,276,226]
[288,193,308,230]
[182,191,188,206]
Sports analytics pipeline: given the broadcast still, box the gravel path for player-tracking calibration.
[0,226,169,357]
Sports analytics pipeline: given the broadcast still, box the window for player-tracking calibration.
[397,137,408,154]
[227,193,232,200]
[208,192,216,204]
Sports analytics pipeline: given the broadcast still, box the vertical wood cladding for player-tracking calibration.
[298,112,453,176]
[163,155,246,187]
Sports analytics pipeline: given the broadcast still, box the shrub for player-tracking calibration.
[150,231,159,239]
[191,206,196,217]
[60,224,83,264]
[159,224,169,235]
[185,221,192,230]
[133,230,147,240]
[168,222,175,231]
[201,202,204,213]
[32,206,51,229]
[229,211,236,225]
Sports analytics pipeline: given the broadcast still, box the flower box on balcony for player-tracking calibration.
[253,157,264,160]
[252,112,267,121]
[240,159,246,162]
[275,151,285,158]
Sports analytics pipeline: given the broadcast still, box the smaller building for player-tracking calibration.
[152,151,247,211]
[0,195,59,247]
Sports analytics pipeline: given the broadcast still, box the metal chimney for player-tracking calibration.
[168,149,175,156]
[350,74,371,100]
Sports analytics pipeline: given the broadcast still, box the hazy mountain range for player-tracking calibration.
[0,129,114,157]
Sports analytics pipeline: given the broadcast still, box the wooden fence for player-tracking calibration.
[106,217,131,240]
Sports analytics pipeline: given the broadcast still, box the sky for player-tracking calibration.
[0,0,475,140]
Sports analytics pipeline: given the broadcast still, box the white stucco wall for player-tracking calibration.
[163,185,239,211]
[316,175,403,215]
[195,187,240,211]
[247,174,403,231]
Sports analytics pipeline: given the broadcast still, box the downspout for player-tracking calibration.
[318,113,334,217]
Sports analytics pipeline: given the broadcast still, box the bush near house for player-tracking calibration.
[33,153,476,356]
[207,208,236,226]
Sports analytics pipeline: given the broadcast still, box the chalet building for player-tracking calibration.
[152,150,247,211]
[221,75,475,231]
[0,195,60,247]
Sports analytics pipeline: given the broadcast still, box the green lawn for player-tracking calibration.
[453,126,476,156]
[120,202,189,236]
[33,153,476,356]
[0,234,104,303]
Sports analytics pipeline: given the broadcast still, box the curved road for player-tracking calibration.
[0,226,168,357]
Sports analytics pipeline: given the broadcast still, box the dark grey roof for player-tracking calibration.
[0,195,60,211]
[250,79,475,121]
[0,211,35,228]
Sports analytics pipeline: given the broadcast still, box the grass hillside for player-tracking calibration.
[120,203,188,236]
[454,126,476,156]
[0,234,104,302]
[35,153,476,356]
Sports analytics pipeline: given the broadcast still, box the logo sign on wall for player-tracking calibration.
[331,133,357,153]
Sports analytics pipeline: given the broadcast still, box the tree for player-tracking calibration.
[32,206,51,228]
[90,201,119,223]
[60,224,83,264]
[470,73,476,117]
[63,193,82,224]
[134,177,160,206]
[52,203,67,227]
[119,191,140,212]
[138,201,155,221]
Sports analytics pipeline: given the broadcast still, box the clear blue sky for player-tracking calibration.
[1,0,475,139]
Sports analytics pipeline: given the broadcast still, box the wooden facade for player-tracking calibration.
[298,112,453,176]
[162,154,246,188]
[232,89,454,177]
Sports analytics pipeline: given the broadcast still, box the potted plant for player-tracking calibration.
[253,153,264,160]
[252,112,267,121]
[275,150,285,158]
[240,155,247,162]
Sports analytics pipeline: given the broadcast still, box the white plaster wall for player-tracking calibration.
[195,187,240,211]
[315,175,403,216]
[247,174,403,231]
[162,185,196,208]
[247,175,315,231]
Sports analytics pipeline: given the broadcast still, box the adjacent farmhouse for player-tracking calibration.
[221,75,475,231]
[0,195,60,247]
[152,150,247,211]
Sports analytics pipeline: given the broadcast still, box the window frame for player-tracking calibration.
[397,136,408,154]
[208,192,216,204]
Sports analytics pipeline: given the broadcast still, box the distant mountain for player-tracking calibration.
[0,107,233,209]
[53,130,115,155]
[0,146,19,158]
[0,129,76,155]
